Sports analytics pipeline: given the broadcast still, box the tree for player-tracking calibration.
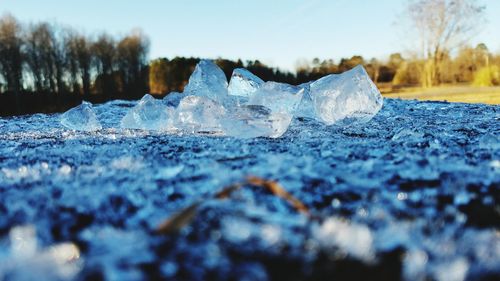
[0,14,24,95]
[405,0,485,86]
[338,56,364,72]
[25,22,66,94]
[393,59,424,86]
[149,58,169,94]
[92,33,116,95]
[366,58,380,83]
[473,65,499,86]
[64,31,92,96]
[116,30,149,96]
[215,58,244,80]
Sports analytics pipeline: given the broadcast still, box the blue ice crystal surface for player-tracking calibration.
[0,98,499,280]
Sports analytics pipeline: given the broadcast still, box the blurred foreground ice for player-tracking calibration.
[1,96,499,280]
[0,225,82,280]
[60,60,383,137]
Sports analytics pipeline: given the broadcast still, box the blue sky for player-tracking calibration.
[1,0,499,71]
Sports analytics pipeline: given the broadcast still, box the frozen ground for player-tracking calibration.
[0,98,499,281]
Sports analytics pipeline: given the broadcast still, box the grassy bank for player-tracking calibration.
[382,85,500,105]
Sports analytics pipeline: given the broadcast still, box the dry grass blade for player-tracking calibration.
[155,201,201,235]
[246,176,309,215]
[214,183,243,199]
[156,177,310,235]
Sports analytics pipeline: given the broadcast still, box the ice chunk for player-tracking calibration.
[314,217,374,262]
[294,82,315,118]
[221,217,254,243]
[222,105,292,138]
[433,258,469,281]
[121,94,175,131]
[310,65,383,125]
[228,68,264,99]
[162,92,184,107]
[247,81,304,114]
[46,243,82,279]
[155,165,184,180]
[60,101,102,131]
[3,225,83,280]
[9,225,37,259]
[183,60,228,103]
[176,95,226,134]
[402,250,428,281]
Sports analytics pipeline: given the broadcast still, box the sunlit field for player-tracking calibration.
[382,85,500,105]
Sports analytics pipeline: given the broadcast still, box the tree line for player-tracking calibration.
[295,45,500,89]
[0,14,149,115]
[148,45,500,96]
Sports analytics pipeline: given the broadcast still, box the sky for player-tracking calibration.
[1,0,499,71]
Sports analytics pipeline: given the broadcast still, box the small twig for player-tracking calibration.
[155,201,201,235]
[214,182,244,199]
[246,176,310,215]
[155,176,311,235]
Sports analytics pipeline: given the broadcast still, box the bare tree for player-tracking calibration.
[92,33,116,96]
[65,31,92,96]
[25,22,54,93]
[0,14,24,95]
[25,22,67,94]
[406,0,485,86]
[116,30,149,95]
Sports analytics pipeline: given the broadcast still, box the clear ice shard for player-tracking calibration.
[176,95,226,134]
[121,94,175,131]
[9,225,37,259]
[162,92,184,107]
[60,101,102,131]
[309,65,383,125]
[183,60,229,104]
[59,63,384,137]
[228,68,264,99]
[222,105,293,138]
[294,82,315,119]
[247,81,305,114]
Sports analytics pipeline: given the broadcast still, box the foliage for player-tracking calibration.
[405,0,485,86]
[473,65,500,87]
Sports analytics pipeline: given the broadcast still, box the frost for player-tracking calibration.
[0,225,82,281]
[403,250,428,281]
[478,133,500,150]
[314,217,374,261]
[221,217,254,243]
[60,101,102,131]
[155,164,184,179]
[432,258,469,281]
[9,225,37,259]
